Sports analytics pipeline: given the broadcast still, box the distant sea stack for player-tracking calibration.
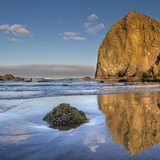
[95,11,160,80]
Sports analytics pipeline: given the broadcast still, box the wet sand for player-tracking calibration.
[1,92,160,159]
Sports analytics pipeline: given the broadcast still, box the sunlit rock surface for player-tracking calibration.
[95,11,160,79]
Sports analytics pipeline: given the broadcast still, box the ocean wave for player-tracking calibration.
[0,80,159,100]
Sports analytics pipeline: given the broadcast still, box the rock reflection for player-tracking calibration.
[98,92,160,155]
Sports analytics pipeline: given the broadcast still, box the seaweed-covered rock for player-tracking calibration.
[43,103,88,130]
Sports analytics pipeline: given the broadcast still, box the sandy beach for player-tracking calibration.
[1,80,160,160]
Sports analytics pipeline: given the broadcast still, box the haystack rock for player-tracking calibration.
[95,11,160,79]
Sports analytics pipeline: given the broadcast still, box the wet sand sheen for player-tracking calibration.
[1,92,160,159]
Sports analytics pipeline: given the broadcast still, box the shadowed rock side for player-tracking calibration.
[98,92,160,155]
[43,103,88,130]
[95,11,160,80]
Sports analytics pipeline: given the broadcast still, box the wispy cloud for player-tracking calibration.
[86,23,105,34]
[84,14,104,34]
[64,32,77,36]
[83,128,106,152]
[0,24,31,36]
[88,14,98,21]
[0,65,95,78]
[61,32,86,41]
[63,36,86,41]
[10,38,18,42]
[57,18,62,22]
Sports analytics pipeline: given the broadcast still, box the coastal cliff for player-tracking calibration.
[95,11,160,80]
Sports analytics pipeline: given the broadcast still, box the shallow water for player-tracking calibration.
[1,80,160,159]
[0,80,160,100]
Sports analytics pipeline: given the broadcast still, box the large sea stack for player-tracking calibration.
[95,11,160,80]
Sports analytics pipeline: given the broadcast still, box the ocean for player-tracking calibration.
[1,79,160,160]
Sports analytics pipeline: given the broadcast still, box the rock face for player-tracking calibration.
[43,103,88,130]
[0,74,24,81]
[95,11,160,79]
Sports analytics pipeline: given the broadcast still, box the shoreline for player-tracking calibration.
[95,76,160,83]
[1,92,160,159]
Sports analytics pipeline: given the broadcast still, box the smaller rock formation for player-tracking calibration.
[25,78,33,82]
[0,74,24,81]
[82,76,92,81]
[43,103,88,130]
[1,74,15,80]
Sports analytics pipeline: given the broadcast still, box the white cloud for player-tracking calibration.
[10,38,18,42]
[84,14,104,34]
[0,24,31,36]
[62,32,86,41]
[63,36,86,41]
[88,14,98,21]
[86,23,105,34]
[63,36,69,40]
[83,22,91,28]
[0,24,10,31]
[13,27,30,36]
[70,36,86,40]
[64,32,77,36]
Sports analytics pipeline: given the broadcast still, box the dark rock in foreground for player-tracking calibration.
[43,103,88,130]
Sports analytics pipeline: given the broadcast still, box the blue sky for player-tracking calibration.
[0,0,159,77]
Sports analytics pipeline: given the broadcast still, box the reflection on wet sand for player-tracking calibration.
[98,92,160,155]
[0,120,30,145]
[83,128,106,152]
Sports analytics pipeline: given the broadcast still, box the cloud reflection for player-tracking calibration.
[0,120,30,145]
[83,128,105,152]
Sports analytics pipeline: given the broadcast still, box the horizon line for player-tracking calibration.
[0,64,96,78]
